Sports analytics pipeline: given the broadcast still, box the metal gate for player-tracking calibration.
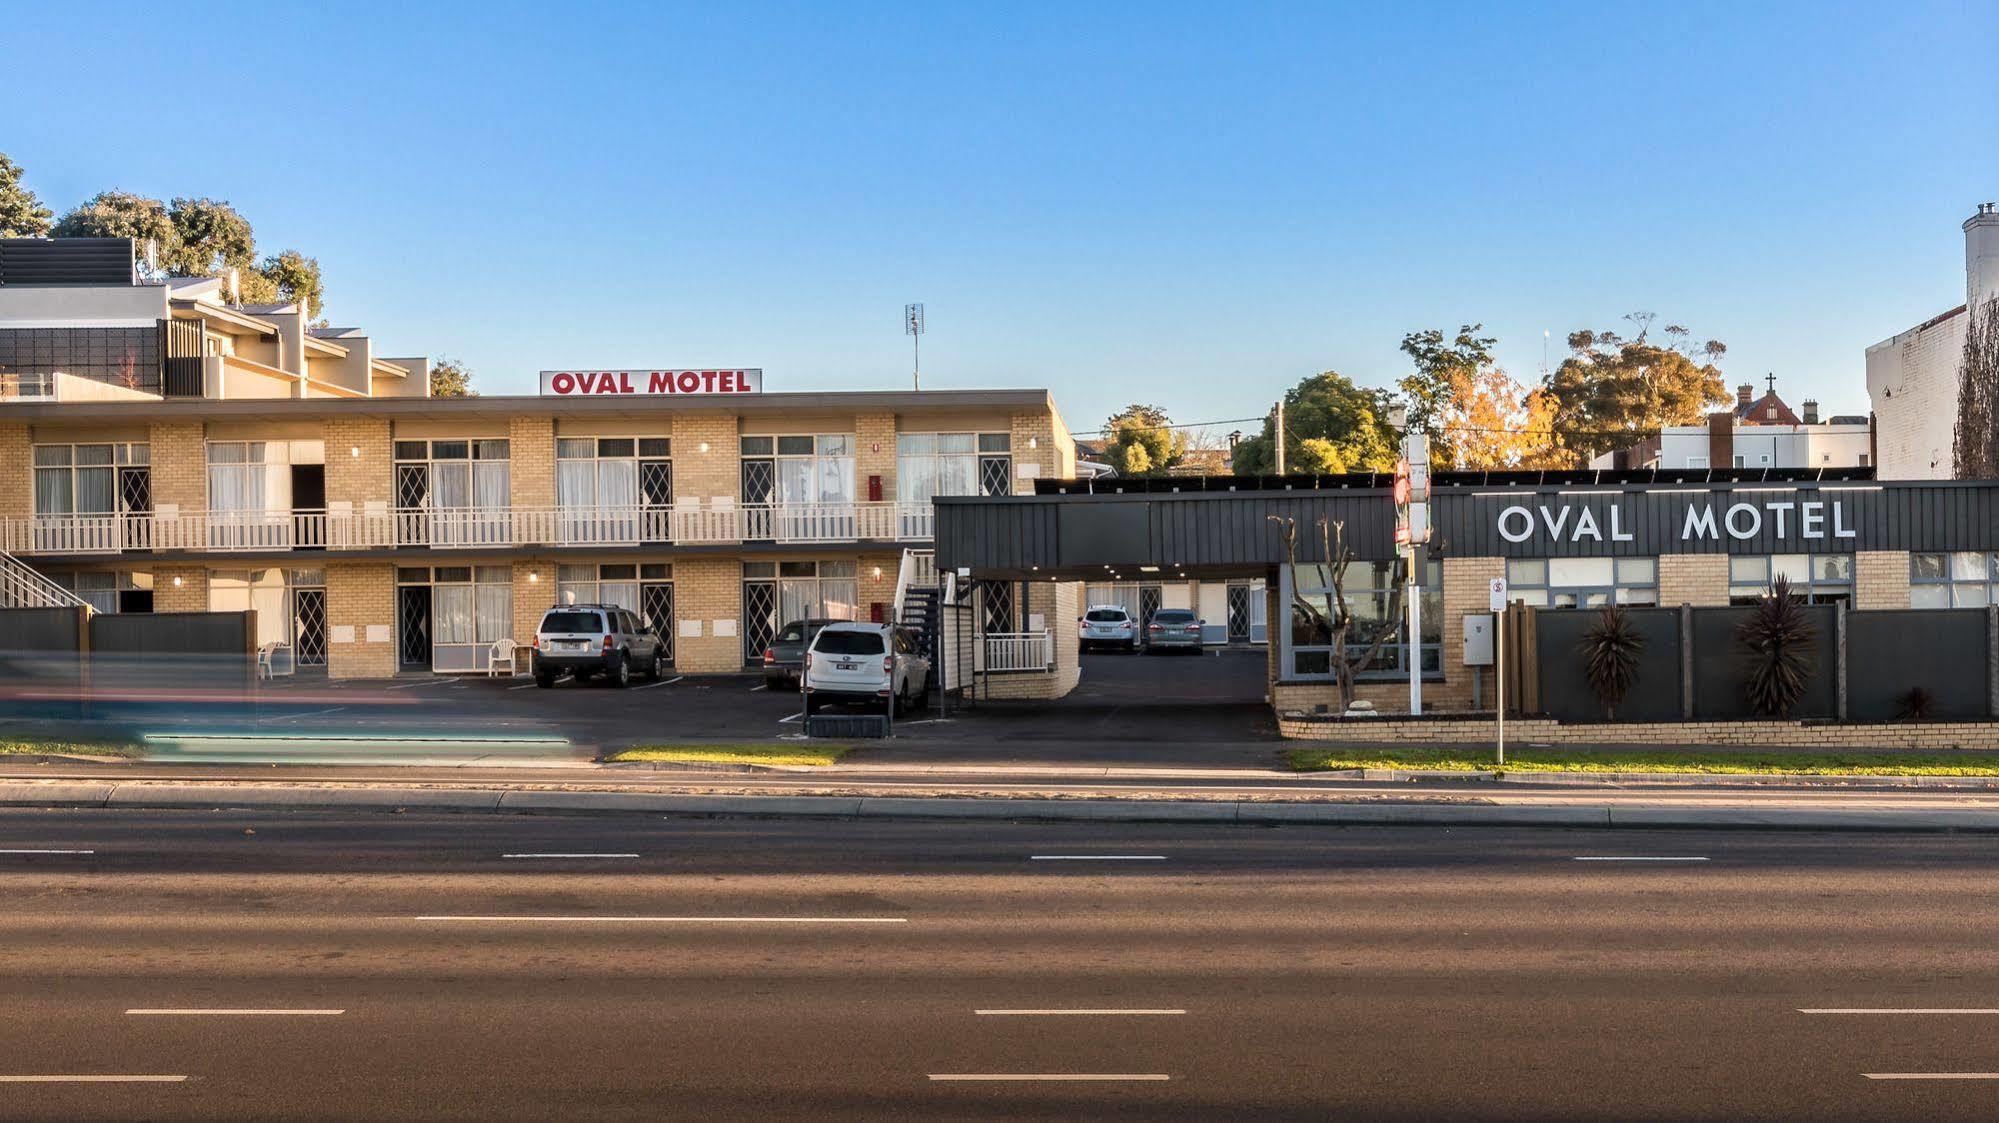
[1138,585,1162,645]
[396,585,431,669]
[1226,585,1251,643]
[293,587,327,666]
[642,582,674,666]
[641,460,673,543]
[979,456,1012,496]
[742,580,777,665]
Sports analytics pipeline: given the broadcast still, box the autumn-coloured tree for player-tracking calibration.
[1399,324,1536,469]
[1533,315,1729,467]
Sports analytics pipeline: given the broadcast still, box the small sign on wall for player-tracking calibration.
[365,624,390,644]
[714,619,738,637]
[331,625,356,645]
[678,619,704,638]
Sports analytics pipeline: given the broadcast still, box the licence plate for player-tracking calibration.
[837,661,858,671]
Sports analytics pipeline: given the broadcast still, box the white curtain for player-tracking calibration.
[819,579,857,620]
[597,460,637,508]
[475,585,512,643]
[599,582,639,613]
[779,579,816,624]
[778,459,814,507]
[557,460,595,506]
[434,585,474,645]
[34,469,71,516]
[474,463,509,508]
[817,456,854,504]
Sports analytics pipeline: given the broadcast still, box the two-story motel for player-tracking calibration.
[0,238,1078,682]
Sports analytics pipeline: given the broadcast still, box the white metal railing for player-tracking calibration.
[0,549,91,611]
[982,630,1054,672]
[0,501,939,555]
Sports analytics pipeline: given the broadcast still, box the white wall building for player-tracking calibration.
[1866,202,1999,479]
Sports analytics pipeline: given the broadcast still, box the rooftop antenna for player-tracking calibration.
[1542,329,1549,378]
[904,303,925,390]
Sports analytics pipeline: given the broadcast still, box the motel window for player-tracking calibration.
[897,432,1012,503]
[765,435,855,508]
[558,563,642,614]
[33,443,145,517]
[742,560,858,623]
[397,439,511,510]
[1284,559,1441,681]
[1727,554,1852,605]
[428,566,512,672]
[49,571,151,615]
[1910,553,1999,609]
[1504,557,1657,608]
[555,437,671,509]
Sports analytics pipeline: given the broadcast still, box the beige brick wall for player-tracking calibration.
[1009,411,1066,492]
[512,559,555,672]
[148,422,206,511]
[1855,550,1911,610]
[508,417,556,508]
[325,418,393,509]
[671,555,743,672]
[326,561,396,679]
[0,421,28,518]
[671,413,740,508]
[1436,556,1505,709]
[858,551,899,621]
[856,412,897,501]
[1659,553,1730,606]
[980,581,1082,699]
[153,565,208,613]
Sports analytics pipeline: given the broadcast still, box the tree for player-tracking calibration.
[1532,317,1729,466]
[0,152,51,237]
[1101,403,1184,476]
[1953,293,1999,479]
[1737,575,1816,718]
[53,192,178,263]
[164,197,255,276]
[1579,605,1644,721]
[1232,370,1399,475]
[1269,514,1408,714]
[1398,324,1495,467]
[256,249,324,319]
[429,357,475,397]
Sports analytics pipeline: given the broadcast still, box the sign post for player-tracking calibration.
[1398,435,1430,717]
[1489,576,1508,765]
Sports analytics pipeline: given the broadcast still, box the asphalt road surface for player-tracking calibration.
[5,811,1999,1120]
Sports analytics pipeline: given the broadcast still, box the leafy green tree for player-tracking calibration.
[0,153,52,237]
[1535,316,1729,466]
[1230,370,1399,475]
[53,192,178,262]
[1398,324,1496,467]
[1102,403,1183,476]
[165,197,256,275]
[255,249,324,319]
[429,357,476,397]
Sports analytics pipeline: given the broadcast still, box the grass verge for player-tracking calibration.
[1286,745,1999,777]
[606,742,855,767]
[0,739,143,759]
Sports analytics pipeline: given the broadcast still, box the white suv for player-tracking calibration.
[803,622,931,717]
[1078,604,1138,652]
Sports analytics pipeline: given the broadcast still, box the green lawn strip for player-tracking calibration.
[607,742,855,766]
[0,739,143,758]
[1286,744,1999,777]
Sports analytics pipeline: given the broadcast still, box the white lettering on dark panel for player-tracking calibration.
[1498,498,1854,546]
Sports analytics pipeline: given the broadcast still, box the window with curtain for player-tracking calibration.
[206,442,268,514]
[1504,557,1658,608]
[557,438,658,543]
[896,433,984,504]
[208,568,291,648]
[1911,552,1999,608]
[396,439,509,545]
[1727,554,1852,605]
[557,563,640,612]
[33,444,120,516]
[429,565,512,671]
[774,560,858,622]
[767,435,854,506]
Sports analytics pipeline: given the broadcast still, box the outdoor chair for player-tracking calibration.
[488,638,518,678]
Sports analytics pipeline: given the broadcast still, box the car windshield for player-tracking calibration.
[1085,610,1127,622]
[815,631,886,656]
[541,611,602,633]
[1153,611,1196,623]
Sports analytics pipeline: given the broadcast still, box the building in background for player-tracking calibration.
[1593,380,1871,471]
[1866,201,1999,479]
[0,238,1081,694]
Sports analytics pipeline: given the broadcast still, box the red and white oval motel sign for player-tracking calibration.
[538,369,763,397]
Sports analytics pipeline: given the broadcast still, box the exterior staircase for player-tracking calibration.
[0,549,89,611]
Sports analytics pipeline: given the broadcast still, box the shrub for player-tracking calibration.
[1897,686,1935,722]
[1736,576,1817,718]
[1578,605,1644,721]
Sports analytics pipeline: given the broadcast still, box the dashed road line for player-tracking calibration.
[1031,855,1166,861]
[410,915,907,924]
[1864,1073,1999,1080]
[1573,856,1709,862]
[126,1009,343,1016]
[501,853,640,859]
[974,1009,1185,1016]
[0,1075,189,1083]
[1804,1009,1999,1015]
[0,849,94,855]
[928,1074,1170,1082]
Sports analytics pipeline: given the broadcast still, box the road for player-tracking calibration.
[3,812,1999,1119]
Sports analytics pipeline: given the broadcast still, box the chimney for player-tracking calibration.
[1736,383,1753,409]
[1707,411,1734,468]
[1968,201,1999,307]
[1802,399,1819,425]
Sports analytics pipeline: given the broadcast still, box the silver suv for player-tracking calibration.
[532,604,666,688]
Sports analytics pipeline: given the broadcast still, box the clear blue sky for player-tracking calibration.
[8,1,1994,437]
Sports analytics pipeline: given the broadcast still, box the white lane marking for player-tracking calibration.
[749,684,769,692]
[1864,1073,1999,1080]
[0,1075,190,1083]
[929,1074,1171,1082]
[385,678,451,690]
[1030,855,1166,861]
[261,706,347,722]
[127,1009,343,1016]
[510,674,572,690]
[1805,1009,1999,1015]
[0,849,94,855]
[975,1009,1185,1016]
[411,915,906,923]
[777,711,804,724]
[634,676,686,690]
[501,853,640,859]
[1573,856,1709,862]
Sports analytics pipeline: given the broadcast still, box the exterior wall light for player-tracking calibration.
[698,441,711,453]
[528,572,539,583]
[350,446,360,458]
[172,575,183,587]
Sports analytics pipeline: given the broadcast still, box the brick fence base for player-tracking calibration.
[1277,715,1999,750]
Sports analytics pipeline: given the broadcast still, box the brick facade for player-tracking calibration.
[152,565,208,613]
[1009,408,1073,493]
[508,417,556,509]
[1659,553,1731,606]
[325,561,397,678]
[1854,550,1912,610]
[856,412,897,502]
[324,417,392,510]
[670,413,740,509]
[146,422,206,511]
[669,555,742,673]
[0,421,29,518]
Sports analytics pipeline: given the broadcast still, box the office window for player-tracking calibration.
[1728,554,1852,605]
[1910,553,1999,609]
[1503,557,1657,608]
[1285,559,1440,680]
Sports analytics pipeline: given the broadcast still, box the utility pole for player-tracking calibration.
[1274,400,1286,474]
[904,303,925,391]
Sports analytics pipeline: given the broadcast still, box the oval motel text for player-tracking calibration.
[1495,499,1857,544]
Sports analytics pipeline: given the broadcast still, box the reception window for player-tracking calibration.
[1504,557,1657,608]
[1727,554,1852,605]
[1910,552,1999,609]
[1283,559,1440,681]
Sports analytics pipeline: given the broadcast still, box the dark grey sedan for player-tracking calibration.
[761,618,840,688]
[1145,608,1205,653]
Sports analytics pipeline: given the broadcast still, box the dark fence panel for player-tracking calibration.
[1847,609,1992,721]
[1533,607,1684,723]
[90,611,254,660]
[0,606,89,652]
[1690,605,1838,720]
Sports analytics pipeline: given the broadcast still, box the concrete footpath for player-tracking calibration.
[12,773,1999,831]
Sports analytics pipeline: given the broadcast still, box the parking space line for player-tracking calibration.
[1864,1073,1999,1080]
[0,1075,190,1083]
[1573,856,1709,862]
[509,675,571,690]
[410,915,907,923]
[749,684,768,692]
[501,853,640,859]
[1804,1009,1999,1014]
[928,1074,1171,1082]
[0,849,94,855]
[126,1009,344,1016]
[777,712,804,724]
[384,678,453,690]
[974,1009,1185,1016]
[634,676,685,690]
[1030,855,1166,861]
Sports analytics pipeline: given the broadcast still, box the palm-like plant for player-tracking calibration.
[1737,575,1817,718]
[1578,605,1644,721]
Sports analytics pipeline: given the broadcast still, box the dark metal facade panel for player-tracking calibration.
[0,238,137,286]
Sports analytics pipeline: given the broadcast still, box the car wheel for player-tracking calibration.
[646,652,663,681]
[535,672,556,689]
[609,653,629,688]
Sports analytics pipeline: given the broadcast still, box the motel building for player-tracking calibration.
[0,237,1089,688]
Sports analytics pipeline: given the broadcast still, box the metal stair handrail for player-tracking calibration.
[0,549,90,612]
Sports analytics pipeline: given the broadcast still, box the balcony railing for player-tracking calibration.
[0,502,939,555]
[981,631,1054,673]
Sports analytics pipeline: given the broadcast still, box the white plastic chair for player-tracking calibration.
[488,638,518,678]
[257,642,295,680]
